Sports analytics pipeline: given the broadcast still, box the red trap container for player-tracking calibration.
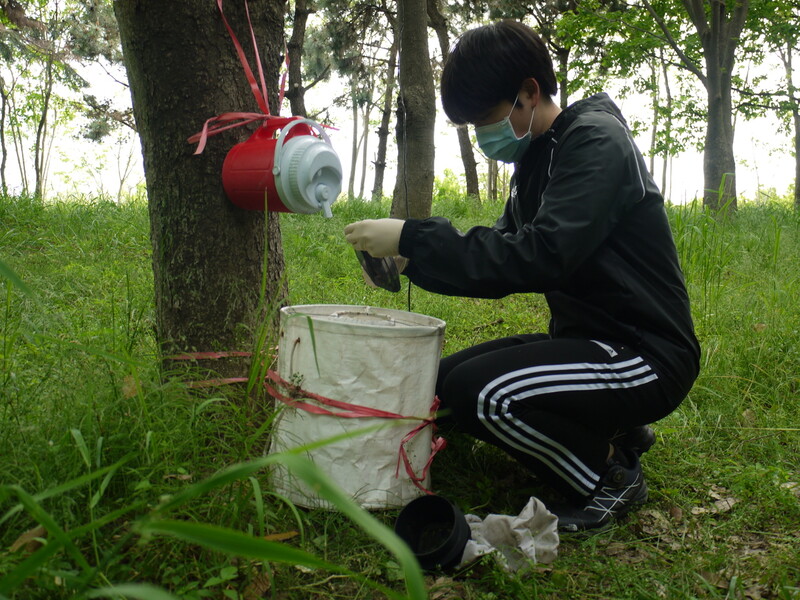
[222,117,342,217]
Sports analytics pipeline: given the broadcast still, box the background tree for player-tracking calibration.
[557,0,705,200]
[317,0,394,200]
[392,0,436,218]
[0,0,89,197]
[285,0,312,117]
[427,0,480,199]
[640,0,749,210]
[370,33,397,201]
[114,0,286,364]
[742,0,800,210]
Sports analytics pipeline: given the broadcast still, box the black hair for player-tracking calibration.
[441,20,558,125]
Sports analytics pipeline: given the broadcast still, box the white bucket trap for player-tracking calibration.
[269,304,446,509]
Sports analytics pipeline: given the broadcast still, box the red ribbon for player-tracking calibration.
[264,370,444,494]
[188,0,284,154]
[171,352,445,494]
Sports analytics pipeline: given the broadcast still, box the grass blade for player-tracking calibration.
[0,260,33,298]
[0,454,134,528]
[273,453,427,600]
[0,486,92,593]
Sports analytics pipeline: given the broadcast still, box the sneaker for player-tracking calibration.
[552,453,649,532]
[611,425,656,456]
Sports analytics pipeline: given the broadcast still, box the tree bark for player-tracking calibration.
[427,0,479,200]
[114,0,287,367]
[391,0,436,219]
[487,158,498,201]
[703,50,737,210]
[555,46,570,110]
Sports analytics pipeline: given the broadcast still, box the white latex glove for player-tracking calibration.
[344,219,405,258]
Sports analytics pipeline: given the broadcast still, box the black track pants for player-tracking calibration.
[435,334,681,501]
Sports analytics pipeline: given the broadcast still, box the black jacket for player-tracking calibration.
[398,93,700,391]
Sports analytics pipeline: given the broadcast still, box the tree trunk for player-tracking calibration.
[648,61,658,175]
[358,102,371,198]
[703,52,737,210]
[348,85,359,199]
[391,0,435,219]
[427,0,480,200]
[487,158,498,201]
[791,105,800,211]
[660,49,672,198]
[781,41,800,211]
[115,0,287,367]
[680,0,747,211]
[33,53,54,199]
[457,126,480,199]
[0,81,8,195]
[555,46,569,109]
[371,39,397,202]
[286,0,311,117]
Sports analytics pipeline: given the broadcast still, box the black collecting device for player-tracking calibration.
[355,250,401,293]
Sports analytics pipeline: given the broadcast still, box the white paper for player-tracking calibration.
[460,497,559,571]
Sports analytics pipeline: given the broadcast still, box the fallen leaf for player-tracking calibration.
[263,531,298,542]
[429,576,465,600]
[780,481,800,499]
[698,570,728,590]
[163,473,193,481]
[122,375,139,399]
[637,508,672,536]
[713,496,738,513]
[605,542,629,556]
[744,583,771,599]
[691,486,740,515]
[9,525,46,554]
[668,505,683,521]
[708,485,731,500]
[243,573,271,600]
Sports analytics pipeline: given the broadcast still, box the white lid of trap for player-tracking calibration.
[273,119,342,218]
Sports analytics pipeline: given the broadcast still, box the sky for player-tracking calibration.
[5,53,796,207]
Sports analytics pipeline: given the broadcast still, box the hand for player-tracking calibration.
[344,219,405,258]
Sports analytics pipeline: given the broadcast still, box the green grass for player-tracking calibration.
[1,190,799,599]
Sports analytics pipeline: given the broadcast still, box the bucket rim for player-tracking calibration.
[280,304,446,335]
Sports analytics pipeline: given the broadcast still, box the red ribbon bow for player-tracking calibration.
[187,0,289,154]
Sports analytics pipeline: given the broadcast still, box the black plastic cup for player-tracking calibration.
[394,495,471,571]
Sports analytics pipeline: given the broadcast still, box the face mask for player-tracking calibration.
[475,96,535,163]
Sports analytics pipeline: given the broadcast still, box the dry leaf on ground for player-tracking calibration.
[780,481,800,499]
[263,531,299,542]
[691,486,739,515]
[243,573,271,600]
[9,525,46,554]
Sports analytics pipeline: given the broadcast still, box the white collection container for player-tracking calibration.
[269,304,446,509]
